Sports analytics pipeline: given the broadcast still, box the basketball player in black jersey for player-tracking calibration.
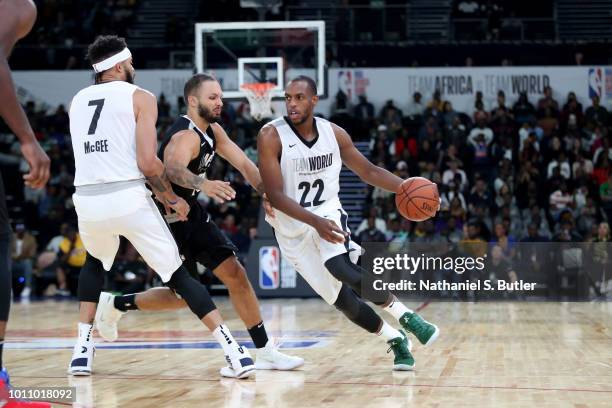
[0,1,51,406]
[95,73,303,376]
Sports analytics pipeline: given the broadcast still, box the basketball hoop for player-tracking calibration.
[241,82,276,121]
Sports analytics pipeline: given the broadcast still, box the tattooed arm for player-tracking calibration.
[163,129,236,203]
[133,89,189,219]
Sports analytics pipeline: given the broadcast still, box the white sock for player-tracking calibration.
[377,320,402,342]
[383,299,413,320]
[212,324,239,356]
[78,322,93,343]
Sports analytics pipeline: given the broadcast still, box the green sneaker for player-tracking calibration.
[387,330,415,371]
[400,312,440,346]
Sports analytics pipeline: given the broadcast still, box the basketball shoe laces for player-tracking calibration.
[386,337,409,359]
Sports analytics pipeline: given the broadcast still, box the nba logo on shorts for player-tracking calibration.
[259,246,280,289]
[588,68,602,99]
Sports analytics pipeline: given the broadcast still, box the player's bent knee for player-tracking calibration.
[334,284,380,333]
[215,257,249,289]
[77,253,106,303]
[166,265,217,320]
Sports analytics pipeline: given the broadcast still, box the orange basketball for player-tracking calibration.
[395,177,439,222]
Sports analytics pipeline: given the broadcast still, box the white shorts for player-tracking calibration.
[73,184,182,283]
[274,208,361,305]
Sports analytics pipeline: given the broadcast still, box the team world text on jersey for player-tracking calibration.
[263,116,344,238]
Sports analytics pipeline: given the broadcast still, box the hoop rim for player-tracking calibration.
[240,82,277,96]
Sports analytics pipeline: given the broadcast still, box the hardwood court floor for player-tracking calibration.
[4,299,611,407]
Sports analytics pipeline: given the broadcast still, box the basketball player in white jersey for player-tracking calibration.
[92,73,303,377]
[258,76,440,370]
[67,35,255,379]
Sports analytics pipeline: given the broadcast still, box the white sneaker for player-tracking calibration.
[220,346,255,379]
[21,287,31,298]
[95,292,125,342]
[68,341,95,376]
[255,340,304,371]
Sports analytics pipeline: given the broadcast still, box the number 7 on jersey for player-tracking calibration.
[87,99,105,135]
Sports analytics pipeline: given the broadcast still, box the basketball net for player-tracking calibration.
[241,82,276,121]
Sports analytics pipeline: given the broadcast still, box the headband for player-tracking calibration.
[92,48,132,73]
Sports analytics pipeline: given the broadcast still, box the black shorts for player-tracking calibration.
[168,203,238,271]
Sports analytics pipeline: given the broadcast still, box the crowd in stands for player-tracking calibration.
[330,86,611,297]
[335,87,612,246]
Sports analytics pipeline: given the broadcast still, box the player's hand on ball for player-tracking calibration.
[314,216,348,244]
[262,193,275,218]
[168,196,190,221]
[202,179,236,203]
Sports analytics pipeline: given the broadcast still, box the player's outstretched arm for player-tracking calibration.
[163,127,235,203]
[133,89,188,219]
[257,125,345,244]
[213,123,264,195]
[333,123,402,193]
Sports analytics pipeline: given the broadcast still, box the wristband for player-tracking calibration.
[167,198,178,205]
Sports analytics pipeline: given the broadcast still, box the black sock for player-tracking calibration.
[114,294,138,312]
[248,321,269,349]
[0,338,4,368]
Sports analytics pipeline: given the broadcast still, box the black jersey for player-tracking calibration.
[158,115,217,203]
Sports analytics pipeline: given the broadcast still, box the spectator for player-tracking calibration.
[56,225,86,296]
[521,223,549,242]
[356,216,387,244]
[112,244,149,294]
[442,160,468,191]
[599,173,612,221]
[468,114,494,146]
[426,89,444,115]
[549,183,574,221]
[10,224,37,298]
[405,91,424,118]
[469,178,493,213]
[380,100,403,133]
[537,86,559,112]
[353,94,375,122]
[512,92,536,124]
[441,101,459,127]
[585,95,608,126]
[547,152,571,180]
[355,207,387,236]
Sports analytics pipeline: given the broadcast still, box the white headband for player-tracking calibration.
[92,48,132,73]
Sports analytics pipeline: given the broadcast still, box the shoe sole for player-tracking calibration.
[235,367,255,379]
[255,359,305,370]
[95,292,117,342]
[393,364,415,371]
[68,369,92,376]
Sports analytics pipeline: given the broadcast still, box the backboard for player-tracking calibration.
[194,20,326,99]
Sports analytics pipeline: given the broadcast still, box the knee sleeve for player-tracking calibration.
[77,253,106,303]
[166,265,216,320]
[333,284,381,333]
[0,234,10,321]
[325,254,389,305]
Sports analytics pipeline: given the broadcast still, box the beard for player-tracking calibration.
[198,103,219,123]
[125,69,135,84]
